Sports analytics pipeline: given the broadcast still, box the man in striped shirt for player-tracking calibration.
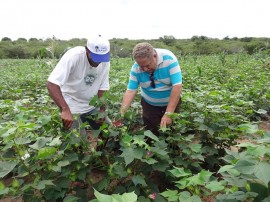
[120,42,182,135]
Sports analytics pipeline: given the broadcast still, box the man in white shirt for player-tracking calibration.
[46,35,110,135]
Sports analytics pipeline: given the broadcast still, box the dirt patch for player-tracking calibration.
[259,121,270,132]
[231,119,270,151]
[0,197,23,202]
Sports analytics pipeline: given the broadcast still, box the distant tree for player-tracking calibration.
[244,42,266,54]
[199,36,208,40]
[29,38,38,42]
[223,36,230,40]
[240,37,253,42]
[1,37,12,42]
[159,35,176,45]
[0,36,269,58]
[191,36,199,41]
[5,45,30,58]
[191,35,209,41]
[16,38,27,42]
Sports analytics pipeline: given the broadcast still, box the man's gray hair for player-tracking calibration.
[132,42,154,60]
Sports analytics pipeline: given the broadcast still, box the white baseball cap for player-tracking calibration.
[87,35,110,62]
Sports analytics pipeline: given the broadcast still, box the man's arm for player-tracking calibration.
[160,84,182,128]
[46,81,73,129]
[120,90,138,116]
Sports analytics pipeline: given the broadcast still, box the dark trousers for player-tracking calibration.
[80,110,101,130]
[141,97,181,135]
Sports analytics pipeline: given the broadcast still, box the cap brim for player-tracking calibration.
[90,51,110,62]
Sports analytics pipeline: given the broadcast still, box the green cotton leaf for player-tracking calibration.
[54,177,70,189]
[161,189,179,197]
[0,161,18,178]
[52,165,61,172]
[0,127,17,137]
[132,175,147,187]
[247,145,269,157]
[189,144,201,153]
[237,123,259,134]
[198,124,208,131]
[133,136,147,147]
[256,109,267,114]
[14,137,32,145]
[0,181,6,190]
[218,165,234,173]
[63,195,80,202]
[120,147,135,166]
[141,158,158,165]
[48,136,62,146]
[258,133,270,143]
[94,176,110,192]
[93,189,137,202]
[125,111,135,121]
[57,160,70,167]
[94,189,112,202]
[32,180,54,190]
[159,126,171,133]
[234,159,257,175]
[169,167,192,178]
[112,164,128,178]
[112,192,137,202]
[152,161,170,171]
[178,191,191,201]
[18,122,37,129]
[77,168,88,181]
[262,196,270,202]
[205,181,226,192]
[65,153,79,163]
[221,191,253,200]
[133,147,144,160]
[144,130,159,142]
[254,162,270,187]
[175,177,189,189]
[37,147,57,159]
[218,165,240,176]
[160,189,179,201]
[121,134,133,145]
[0,188,9,195]
[188,170,212,186]
[209,91,219,96]
[29,137,52,150]
[151,147,168,156]
[38,115,51,125]
[194,117,204,123]
[207,128,215,135]
[188,195,202,202]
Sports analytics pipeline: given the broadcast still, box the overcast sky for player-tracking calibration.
[1,0,270,40]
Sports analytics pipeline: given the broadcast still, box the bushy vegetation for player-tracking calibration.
[0,47,270,201]
[1,35,270,59]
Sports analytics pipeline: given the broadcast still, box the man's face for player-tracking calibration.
[86,47,101,67]
[136,55,157,73]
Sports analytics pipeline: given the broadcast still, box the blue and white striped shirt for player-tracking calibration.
[127,48,182,106]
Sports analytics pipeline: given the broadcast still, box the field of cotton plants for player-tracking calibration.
[1,51,270,202]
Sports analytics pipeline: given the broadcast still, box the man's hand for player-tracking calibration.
[61,110,73,129]
[160,114,172,128]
